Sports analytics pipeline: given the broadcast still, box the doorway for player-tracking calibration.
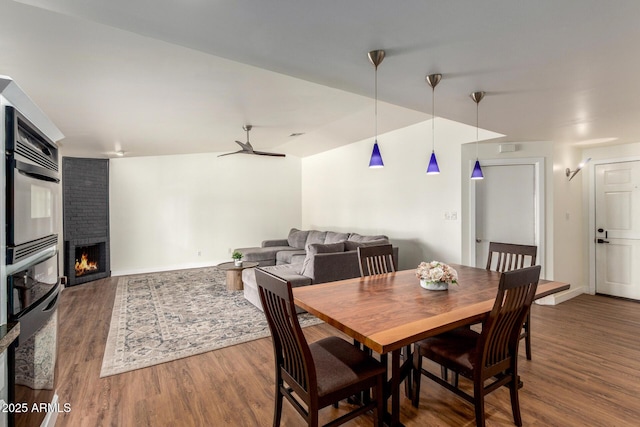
[594,161,640,299]
[469,158,545,276]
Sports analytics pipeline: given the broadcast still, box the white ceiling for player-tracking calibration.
[3,0,640,158]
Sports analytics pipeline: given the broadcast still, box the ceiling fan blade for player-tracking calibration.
[235,140,252,150]
[253,151,286,157]
[219,126,283,158]
[217,150,245,157]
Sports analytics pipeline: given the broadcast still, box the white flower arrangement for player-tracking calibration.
[415,261,458,285]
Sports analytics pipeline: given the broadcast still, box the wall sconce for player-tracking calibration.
[565,157,591,181]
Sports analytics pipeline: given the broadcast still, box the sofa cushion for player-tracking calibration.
[306,230,328,246]
[234,246,295,266]
[301,242,345,278]
[290,253,307,264]
[242,265,311,312]
[287,228,310,249]
[348,233,389,243]
[324,231,350,244]
[261,264,312,287]
[344,239,390,252]
[276,249,306,265]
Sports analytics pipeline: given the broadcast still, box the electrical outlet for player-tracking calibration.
[450,211,458,220]
[197,251,202,256]
[444,212,451,220]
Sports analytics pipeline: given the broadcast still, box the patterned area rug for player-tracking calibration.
[100,266,322,377]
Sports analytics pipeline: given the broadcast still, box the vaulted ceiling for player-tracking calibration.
[3,0,640,158]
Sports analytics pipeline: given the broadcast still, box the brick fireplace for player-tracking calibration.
[62,157,111,286]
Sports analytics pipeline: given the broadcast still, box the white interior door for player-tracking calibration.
[595,161,640,299]
[475,164,537,267]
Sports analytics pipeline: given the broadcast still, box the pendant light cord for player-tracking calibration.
[432,86,435,152]
[475,100,479,158]
[375,65,378,141]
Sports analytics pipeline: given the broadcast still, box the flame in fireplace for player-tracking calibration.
[75,252,98,276]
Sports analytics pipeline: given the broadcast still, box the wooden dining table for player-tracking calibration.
[292,263,570,426]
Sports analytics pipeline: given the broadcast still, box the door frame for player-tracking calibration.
[468,157,545,277]
[588,155,640,295]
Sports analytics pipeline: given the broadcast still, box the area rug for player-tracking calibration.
[100,266,322,377]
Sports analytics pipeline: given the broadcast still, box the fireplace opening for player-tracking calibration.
[74,244,103,277]
[64,239,110,286]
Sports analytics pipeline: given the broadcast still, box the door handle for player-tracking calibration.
[597,238,610,244]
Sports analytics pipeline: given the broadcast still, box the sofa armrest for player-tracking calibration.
[262,239,289,247]
[310,251,361,284]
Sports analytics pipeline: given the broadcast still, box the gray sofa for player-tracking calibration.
[236,228,398,311]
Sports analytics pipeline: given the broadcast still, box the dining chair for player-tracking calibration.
[357,244,396,276]
[256,268,385,427]
[411,265,541,427]
[486,242,537,360]
[356,243,413,395]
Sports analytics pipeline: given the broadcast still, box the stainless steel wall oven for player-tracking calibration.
[5,106,59,264]
[5,105,61,427]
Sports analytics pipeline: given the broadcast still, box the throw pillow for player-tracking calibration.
[301,242,345,278]
[287,228,310,249]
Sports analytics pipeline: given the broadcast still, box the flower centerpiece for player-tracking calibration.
[415,261,458,291]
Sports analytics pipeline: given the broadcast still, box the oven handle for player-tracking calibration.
[16,284,61,344]
[15,159,60,183]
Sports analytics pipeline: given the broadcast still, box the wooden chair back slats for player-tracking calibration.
[480,265,541,371]
[485,241,538,361]
[411,265,541,427]
[357,244,396,277]
[257,269,313,395]
[256,267,385,426]
[486,242,537,273]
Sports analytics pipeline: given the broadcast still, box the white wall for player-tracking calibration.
[548,142,588,302]
[109,152,302,275]
[302,119,478,270]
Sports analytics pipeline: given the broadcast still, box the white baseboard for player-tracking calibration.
[535,285,585,306]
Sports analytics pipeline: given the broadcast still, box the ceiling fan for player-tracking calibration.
[218,125,286,157]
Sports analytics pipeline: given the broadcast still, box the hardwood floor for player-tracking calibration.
[54,277,640,426]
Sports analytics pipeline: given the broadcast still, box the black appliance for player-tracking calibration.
[5,106,59,264]
[5,105,61,427]
[7,250,60,339]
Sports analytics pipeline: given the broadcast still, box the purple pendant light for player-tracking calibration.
[369,142,383,167]
[368,50,385,168]
[426,74,442,174]
[427,152,440,174]
[470,91,485,180]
